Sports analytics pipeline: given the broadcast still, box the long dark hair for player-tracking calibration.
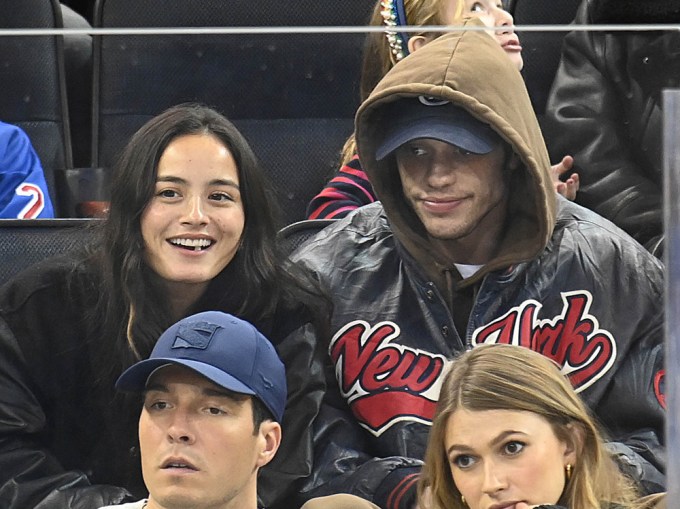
[85,103,328,384]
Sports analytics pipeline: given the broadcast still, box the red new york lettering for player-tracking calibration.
[474,302,538,348]
[473,291,616,392]
[654,370,665,409]
[330,321,398,394]
[365,350,441,393]
[331,321,444,395]
[330,320,447,436]
[535,293,615,388]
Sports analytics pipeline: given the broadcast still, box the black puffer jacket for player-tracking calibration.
[544,0,680,256]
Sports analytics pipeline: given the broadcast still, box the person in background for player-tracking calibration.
[544,0,680,257]
[306,0,578,220]
[0,120,54,218]
[292,21,664,509]
[420,344,665,509]
[0,103,327,509]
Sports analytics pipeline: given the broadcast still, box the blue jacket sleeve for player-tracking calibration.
[0,121,55,218]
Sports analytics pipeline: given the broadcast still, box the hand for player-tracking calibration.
[551,155,579,201]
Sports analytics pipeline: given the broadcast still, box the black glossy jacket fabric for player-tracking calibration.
[294,201,665,509]
[0,255,324,509]
[544,0,680,256]
[292,23,666,509]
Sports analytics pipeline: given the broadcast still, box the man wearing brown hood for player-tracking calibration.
[291,19,665,509]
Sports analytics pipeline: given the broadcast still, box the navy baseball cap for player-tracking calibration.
[116,311,287,423]
[375,96,501,160]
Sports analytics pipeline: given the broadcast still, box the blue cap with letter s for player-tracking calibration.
[116,311,287,423]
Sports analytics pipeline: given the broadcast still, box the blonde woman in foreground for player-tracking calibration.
[420,344,665,509]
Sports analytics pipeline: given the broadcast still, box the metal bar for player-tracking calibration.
[0,24,679,37]
[663,89,680,500]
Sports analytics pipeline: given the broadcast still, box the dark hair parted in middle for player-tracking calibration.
[85,103,327,386]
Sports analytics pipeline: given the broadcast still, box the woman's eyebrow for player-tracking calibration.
[447,443,474,455]
[209,178,240,189]
[446,430,527,455]
[156,175,240,189]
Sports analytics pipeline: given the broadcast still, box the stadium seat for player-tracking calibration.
[278,218,336,257]
[0,0,74,211]
[0,218,93,286]
[92,0,374,227]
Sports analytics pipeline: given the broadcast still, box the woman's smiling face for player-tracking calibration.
[141,133,245,296]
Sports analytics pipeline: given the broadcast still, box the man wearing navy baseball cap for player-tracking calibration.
[101,311,379,509]
[373,96,501,161]
[99,311,286,509]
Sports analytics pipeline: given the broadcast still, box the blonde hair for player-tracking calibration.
[420,344,641,509]
[340,0,465,164]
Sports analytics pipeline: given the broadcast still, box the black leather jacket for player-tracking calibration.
[292,201,666,509]
[293,25,666,509]
[544,0,680,256]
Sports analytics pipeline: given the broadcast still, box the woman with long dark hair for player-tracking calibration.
[0,103,328,509]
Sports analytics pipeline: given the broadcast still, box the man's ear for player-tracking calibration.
[407,35,429,54]
[256,421,282,468]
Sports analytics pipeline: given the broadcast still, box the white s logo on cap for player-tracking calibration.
[418,96,449,107]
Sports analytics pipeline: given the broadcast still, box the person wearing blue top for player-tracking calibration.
[0,121,55,218]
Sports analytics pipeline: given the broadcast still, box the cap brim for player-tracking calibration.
[115,358,256,396]
[376,117,497,160]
